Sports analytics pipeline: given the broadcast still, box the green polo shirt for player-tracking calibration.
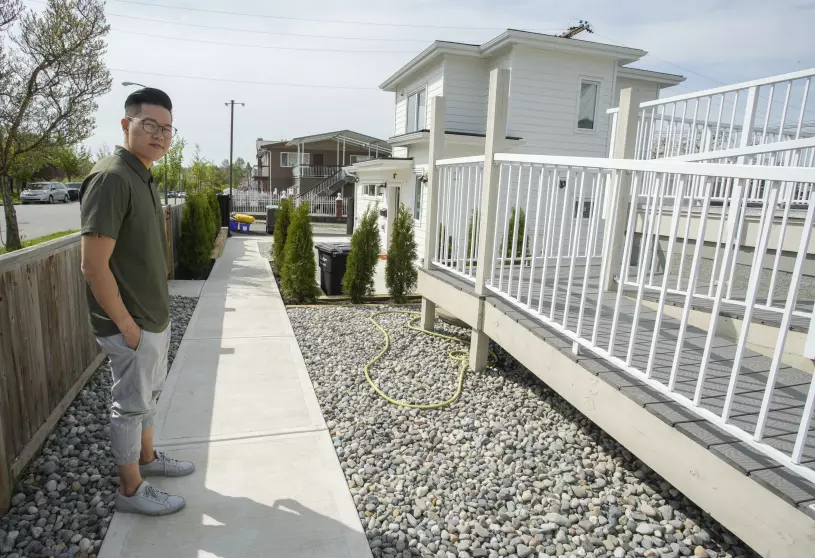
[80,146,170,337]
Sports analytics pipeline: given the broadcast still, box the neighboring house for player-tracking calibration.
[254,130,390,198]
[345,29,684,255]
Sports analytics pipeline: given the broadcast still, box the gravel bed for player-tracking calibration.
[0,295,198,558]
[289,306,757,558]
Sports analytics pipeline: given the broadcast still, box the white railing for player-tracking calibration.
[292,165,342,179]
[301,194,347,218]
[432,158,485,280]
[451,154,815,482]
[230,190,286,214]
[229,190,347,218]
[608,68,815,170]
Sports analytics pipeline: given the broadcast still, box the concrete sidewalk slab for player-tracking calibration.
[155,337,324,444]
[99,236,371,558]
[101,432,369,558]
[183,293,293,340]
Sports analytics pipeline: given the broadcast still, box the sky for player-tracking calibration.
[23,0,815,166]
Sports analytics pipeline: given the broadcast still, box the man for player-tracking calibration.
[80,88,193,516]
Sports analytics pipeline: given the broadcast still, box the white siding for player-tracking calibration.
[443,56,488,135]
[505,45,616,157]
[614,76,660,106]
[393,61,444,136]
[392,146,408,158]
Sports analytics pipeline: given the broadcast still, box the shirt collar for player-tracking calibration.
[114,146,153,184]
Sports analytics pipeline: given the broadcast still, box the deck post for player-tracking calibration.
[420,95,446,331]
[474,68,510,296]
[470,68,510,372]
[602,87,640,291]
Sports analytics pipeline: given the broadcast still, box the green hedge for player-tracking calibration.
[343,203,380,303]
[281,201,318,302]
[178,191,216,278]
[272,198,293,272]
[386,204,417,303]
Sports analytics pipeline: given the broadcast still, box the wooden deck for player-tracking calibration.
[430,263,815,516]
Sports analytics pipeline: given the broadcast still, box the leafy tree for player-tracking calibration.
[272,197,293,271]
[0,0,112,251]
[94,142,111,162]
[8,142,57,189]
[281,201,318,302]
[386,204,418,303]
[54,144,92,180]
[154,136,186,192]
[343,204,380,303]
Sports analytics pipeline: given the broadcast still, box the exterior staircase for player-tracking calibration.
[292,169,350,207]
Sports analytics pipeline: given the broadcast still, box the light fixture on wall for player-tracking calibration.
[400,89,405,97]
[420,174,428,184]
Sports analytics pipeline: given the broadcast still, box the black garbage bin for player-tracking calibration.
[315,243,351,296]
[216,194,231,228]
[266,205,278,235]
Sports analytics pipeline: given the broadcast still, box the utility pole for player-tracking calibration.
[225,100,245,201]
[561,20,593,38]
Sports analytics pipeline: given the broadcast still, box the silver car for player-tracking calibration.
[20,182,70,204]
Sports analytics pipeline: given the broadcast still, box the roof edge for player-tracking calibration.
[617,65,687,86]
[379,41,480,91]
[379,30,649,93]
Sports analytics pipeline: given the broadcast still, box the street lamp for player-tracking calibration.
[121,81,148,88]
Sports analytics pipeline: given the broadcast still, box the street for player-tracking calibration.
[2,202,80,241]
[1,196,183,242]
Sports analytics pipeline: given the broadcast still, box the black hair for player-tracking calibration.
[124,87,173,116]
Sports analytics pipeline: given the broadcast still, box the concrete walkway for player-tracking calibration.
[100,237,372,558]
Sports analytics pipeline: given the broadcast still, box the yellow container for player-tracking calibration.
[232,213,255,224]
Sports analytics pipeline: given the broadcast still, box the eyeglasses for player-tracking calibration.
[127,117,177,140]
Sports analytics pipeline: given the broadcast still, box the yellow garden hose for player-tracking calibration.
[363,310,495,410]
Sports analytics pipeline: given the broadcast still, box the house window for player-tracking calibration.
[280,152,311,167]
[364,184,377,197]
[577,80,599,130]
[406,88,427,133]
[349,155,372,164]
[414,176,423,220]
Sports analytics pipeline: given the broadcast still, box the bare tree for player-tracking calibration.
[0,0,111,250]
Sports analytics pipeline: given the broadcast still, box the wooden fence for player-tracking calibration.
[0,204,185,512]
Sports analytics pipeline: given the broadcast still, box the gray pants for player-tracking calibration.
[97,325,171,465]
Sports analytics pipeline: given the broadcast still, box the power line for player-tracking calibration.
[105,12,435,43]
[594,32,728,87]
[109,68,383,90]
[111,28,417,53]
[107,0,561,32]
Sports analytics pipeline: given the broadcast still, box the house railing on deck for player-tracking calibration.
[432,151,815,482]
[426,69,815,482]
[607,68,815,177]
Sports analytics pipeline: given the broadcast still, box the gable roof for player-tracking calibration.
[286,129,390,150]
[380,29,648,91]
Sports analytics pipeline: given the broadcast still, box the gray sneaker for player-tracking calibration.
[139,450,195,478]
[115,481,185,516]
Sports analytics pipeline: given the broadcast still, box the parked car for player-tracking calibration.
[64,182,82,201]
[20,182,70,204]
